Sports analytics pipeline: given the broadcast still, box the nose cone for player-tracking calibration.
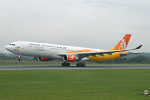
[5,45,9,50]
[5,45,11,51]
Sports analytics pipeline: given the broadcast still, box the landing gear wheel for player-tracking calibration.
[62,63,70,66]
[76,63,86,67]
[18,58,22,61]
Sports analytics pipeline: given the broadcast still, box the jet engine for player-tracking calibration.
[38,57,51,61]
[63,54,78,62]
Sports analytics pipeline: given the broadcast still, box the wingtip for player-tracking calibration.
[135,45,143,49]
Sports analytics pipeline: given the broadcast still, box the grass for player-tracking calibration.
[0,69,150,100]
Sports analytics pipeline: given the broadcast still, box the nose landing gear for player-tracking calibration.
[18,55,22,61]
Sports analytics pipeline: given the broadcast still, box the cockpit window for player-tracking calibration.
[9,44,15,46]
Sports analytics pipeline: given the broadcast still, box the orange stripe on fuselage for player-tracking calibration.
[67,49,129,62]
[67,49,99,53]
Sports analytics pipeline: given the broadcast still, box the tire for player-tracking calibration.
[81,63,86,67]
[18,59,22,61]
[76,63,86,67]
[62,63,70,66]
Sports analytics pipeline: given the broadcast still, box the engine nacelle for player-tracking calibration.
[63,54,78,62]
[38,57,51,61]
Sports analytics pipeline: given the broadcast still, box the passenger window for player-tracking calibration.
[9,44,15,46]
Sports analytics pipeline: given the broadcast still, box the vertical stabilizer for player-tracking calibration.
[111,34,131,50]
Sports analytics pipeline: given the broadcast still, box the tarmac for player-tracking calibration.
[0,65,150,70]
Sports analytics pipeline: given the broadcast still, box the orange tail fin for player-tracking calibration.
[111,34,131,50]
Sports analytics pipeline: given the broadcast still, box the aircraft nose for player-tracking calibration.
[5,45,10,51]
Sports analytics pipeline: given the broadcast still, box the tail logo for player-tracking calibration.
[119,39,126,50]
[111,34,131,50]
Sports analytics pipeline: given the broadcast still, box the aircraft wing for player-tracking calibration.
[59,45,143,58]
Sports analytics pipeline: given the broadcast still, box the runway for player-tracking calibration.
[0,65,150,70]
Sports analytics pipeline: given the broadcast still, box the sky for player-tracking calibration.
[0,0,150,53]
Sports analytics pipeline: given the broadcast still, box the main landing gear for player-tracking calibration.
[76,62,86,67]
[61,63,70,66]
[61,62,86,67]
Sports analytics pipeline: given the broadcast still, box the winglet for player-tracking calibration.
[134,45,143,50]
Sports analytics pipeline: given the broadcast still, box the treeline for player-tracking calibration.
[0,53,31,61]
[1,53,150,64]
[103,56,150,64]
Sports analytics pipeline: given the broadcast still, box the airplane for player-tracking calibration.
[5,34,142,67]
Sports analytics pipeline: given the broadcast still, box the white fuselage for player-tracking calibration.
[5,41,101,59]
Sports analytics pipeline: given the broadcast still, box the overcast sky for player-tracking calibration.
[0,0,150,53]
